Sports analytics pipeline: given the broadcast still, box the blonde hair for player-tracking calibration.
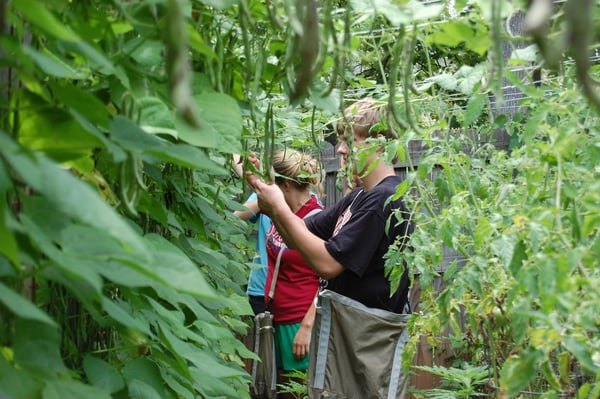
[273,149,323,196]
[336,97,391,140]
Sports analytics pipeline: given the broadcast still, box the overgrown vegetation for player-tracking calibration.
[1,0,599,398]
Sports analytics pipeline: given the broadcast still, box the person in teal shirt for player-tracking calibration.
[235,192,272,314]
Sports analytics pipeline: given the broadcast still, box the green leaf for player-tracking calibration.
[18,217,104,297]
[427,73,457,91]
[350,0,410,26]
[177,93,242,153]
[48,81,110,128]
[109,116,226,172]
[43,379,112,399]
[144,234,218,299]
[16,92,100,161]
[563,336,599,375]
[57,223,203,292]
[426,20,491,56]
[0,194,19,267]
[0,282,57,327]
[523,104,549,143]
[197,0,239,10]
[511,44,539,64]
[64,40,116,75]
[190,367,244,398]
[127,379,162,399]
[0,355,42,399]
[456,65,485,95]
[159,323,246,379]
[309,87,341,113]
[102,297,152,336]
[13,320,67,377]
[121,358,167,398]
[136,97,176,129]
[427,20,473,47]
[83,355,126,394]
[20,44,86,79]
[188,26,217,58]
[500,352,540,396]
[475,0,514,22]
[0,132,148,255]
[11,0,80,41]
[408,0,444,21]
[465,94,487,125]
[508,239,527,276]
[123,39,163,68]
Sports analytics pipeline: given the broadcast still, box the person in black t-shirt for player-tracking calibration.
[246,97,414,314]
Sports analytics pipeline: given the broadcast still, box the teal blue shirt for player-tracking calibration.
[245,193,272,297]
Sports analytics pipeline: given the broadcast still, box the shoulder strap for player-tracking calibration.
[267,207,323,305]
[303,208,322,219]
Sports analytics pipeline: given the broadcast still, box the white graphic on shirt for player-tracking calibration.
[332,189,363,237]
[267,225,285,255]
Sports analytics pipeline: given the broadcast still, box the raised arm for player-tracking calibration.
[233,199,260,221]
[246,157,343,280]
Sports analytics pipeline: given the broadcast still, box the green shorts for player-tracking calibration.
[274,322,309,372]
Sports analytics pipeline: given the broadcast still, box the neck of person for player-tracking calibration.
[286,187,312,213]
[360,161,396,191]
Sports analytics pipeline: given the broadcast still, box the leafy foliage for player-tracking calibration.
[1,0,600,398]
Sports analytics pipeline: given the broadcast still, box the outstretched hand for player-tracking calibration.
[245,154,286,216]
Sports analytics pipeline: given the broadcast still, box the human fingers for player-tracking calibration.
[247,153,260,170]
[293,343,307,359]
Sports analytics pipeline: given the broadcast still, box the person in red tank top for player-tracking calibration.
[261,149,323,395]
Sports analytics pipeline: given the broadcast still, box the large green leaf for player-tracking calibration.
[143,234,217,299]
[43,379,112,399]
[350,0,411,26]
[63,40,116,75]
[109,116,226,173]
[176,92,242,153]
[11,0,80,41]
[136,97,176,129]
[121,358,169,399]
[0,160,19,265]
[83,355,126,394]
[123,38,164,68]
[465,93,487,126]
[16,92,101,161]
[19,215,104,298]
[20,45,87,79]
[0,356,42,399]
[127,379,162,399]
[563,336,599,375]
[48,81,110,128]
[190,367,245,398]
[0,132,148,255]
[102,297,152,336]
[426,20,491,56]
[0,282,57,327]
[13,320,67,377]
[56,223,165,289]
[157,322,246,379]
[500,350,542,396]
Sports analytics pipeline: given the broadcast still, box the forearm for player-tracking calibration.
[270,203,343,279]
[300,297,317,331]
[233,199,259,221]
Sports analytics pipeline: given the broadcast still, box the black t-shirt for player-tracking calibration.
[305,175,414,313]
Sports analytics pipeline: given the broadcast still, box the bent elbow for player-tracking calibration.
[320,270,338,280]
[316,263,343,280]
